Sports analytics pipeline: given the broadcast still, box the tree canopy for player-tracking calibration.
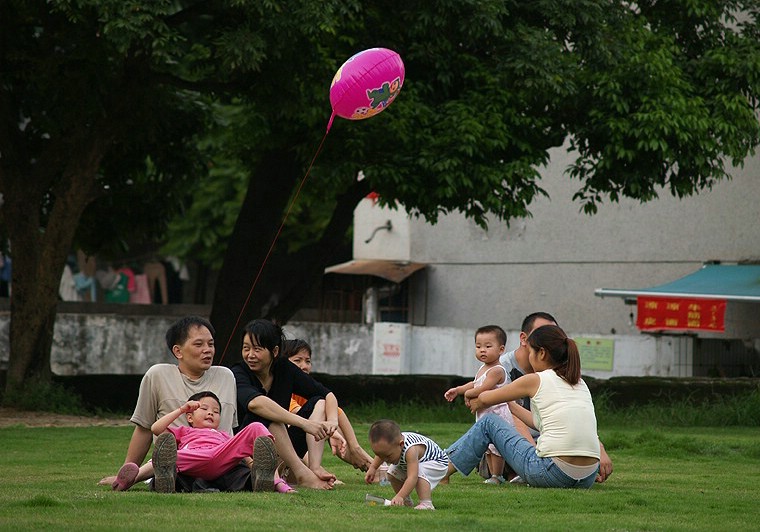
[1,1,759,396]
[168,1,760,355]
[169,1,760,265]
[0,0,358,394]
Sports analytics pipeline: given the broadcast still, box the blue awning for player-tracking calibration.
[595,264,760,302]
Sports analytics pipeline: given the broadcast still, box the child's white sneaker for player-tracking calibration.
[484,475,505,484]
[414,501,435,510]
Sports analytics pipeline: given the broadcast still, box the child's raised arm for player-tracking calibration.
[151,400,200,436]
[469,373,539,413]
[444,381,475,402]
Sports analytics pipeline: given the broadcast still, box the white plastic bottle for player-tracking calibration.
[365,493,391,506]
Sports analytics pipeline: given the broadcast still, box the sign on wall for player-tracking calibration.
[636,296,726,332]
[372,322,410,374]
[576,337,615,371]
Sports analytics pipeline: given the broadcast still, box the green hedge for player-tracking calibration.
[43,373,760,414]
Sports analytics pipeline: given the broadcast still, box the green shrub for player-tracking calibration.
[350,399,474,424]
[596,388,760,427]
[5,378,87,415]
[351,389,760,428]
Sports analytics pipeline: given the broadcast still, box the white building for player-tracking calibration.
[325,145,760,379]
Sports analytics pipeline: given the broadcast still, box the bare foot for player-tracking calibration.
[439,468,455,485]
[312,466,337,483]
[349,447,373,472]
[98,475,117,486]
[297,472,335,490]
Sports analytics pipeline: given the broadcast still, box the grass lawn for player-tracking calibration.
[1,418,759,531]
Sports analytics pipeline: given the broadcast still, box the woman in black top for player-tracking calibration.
[232,319,338,490]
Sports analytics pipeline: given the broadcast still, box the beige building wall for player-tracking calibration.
[348,146,760,377]
[399,146,760,338]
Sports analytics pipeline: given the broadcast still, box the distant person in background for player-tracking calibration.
[285,339,374,473]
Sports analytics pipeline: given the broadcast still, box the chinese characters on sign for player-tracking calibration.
[372,322,410,374]
[636,297,726,332]
[576,338,615,371]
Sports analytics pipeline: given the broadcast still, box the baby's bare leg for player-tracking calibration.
[486,452,505,480]
[415,476,432,502]
[388,475,413,506]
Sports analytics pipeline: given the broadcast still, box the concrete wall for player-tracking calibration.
[0,312,695,379]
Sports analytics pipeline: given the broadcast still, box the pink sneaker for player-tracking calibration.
[414,501,435,510]
[274,478,296,494]
[112,462,139,491]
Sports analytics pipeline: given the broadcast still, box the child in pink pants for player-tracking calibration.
[167,416,274,480]
[113,391,294,493]
[155,391,293,490]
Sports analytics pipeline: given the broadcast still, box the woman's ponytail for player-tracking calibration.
[527,325,582,385]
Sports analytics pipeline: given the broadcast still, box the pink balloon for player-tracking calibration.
[329,48,405,124]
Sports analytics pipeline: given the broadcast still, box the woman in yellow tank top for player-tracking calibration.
[444,325,601,488]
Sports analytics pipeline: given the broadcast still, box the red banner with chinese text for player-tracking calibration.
[636,297,726,332]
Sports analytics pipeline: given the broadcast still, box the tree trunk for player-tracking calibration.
[272,179,370,320]
[210,151,371,366]
[1,137,103,399]
[210,149,302,364]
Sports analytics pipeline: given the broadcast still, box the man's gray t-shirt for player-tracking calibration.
[131,363,237,435]
[499,349,529,409]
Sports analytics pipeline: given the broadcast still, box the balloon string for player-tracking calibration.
[218,119,333,364]
[327,110,336,132]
